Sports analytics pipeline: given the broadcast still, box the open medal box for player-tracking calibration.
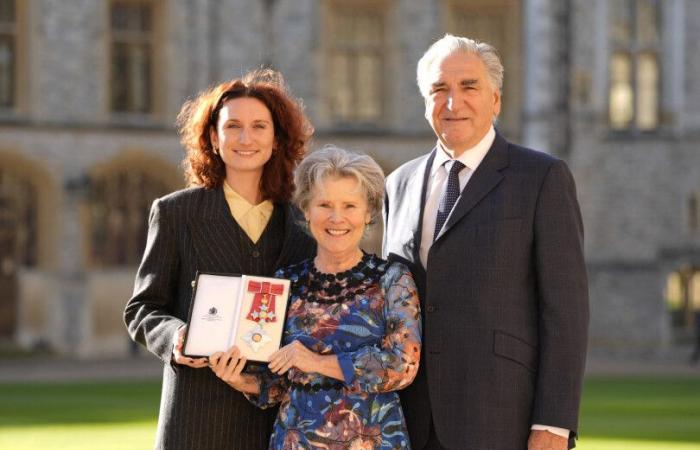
[182,272,291,362]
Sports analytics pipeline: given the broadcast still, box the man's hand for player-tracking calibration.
[268,340,319,375]
[172,325,208,368]
[528,430,568,450]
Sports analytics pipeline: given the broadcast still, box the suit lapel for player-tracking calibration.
[405,149,436,263]
[437,133,510,240]
[187,187,245,273]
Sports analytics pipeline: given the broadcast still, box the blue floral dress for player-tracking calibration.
[247,253,421,449]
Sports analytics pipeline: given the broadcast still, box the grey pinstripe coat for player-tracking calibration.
[383,133,589,449]
[125,186,315,450]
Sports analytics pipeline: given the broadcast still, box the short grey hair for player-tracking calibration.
[294,145,385,224]
[416,34,504,98]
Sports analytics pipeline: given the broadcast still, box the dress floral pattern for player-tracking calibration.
[247,253,421,449]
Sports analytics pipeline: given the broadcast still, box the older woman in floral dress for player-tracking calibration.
[210,146,421,449]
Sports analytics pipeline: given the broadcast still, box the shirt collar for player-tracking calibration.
[431,126,496,175]
[222,181,273,211]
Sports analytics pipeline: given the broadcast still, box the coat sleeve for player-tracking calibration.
[124,198,185,364]
[336,263,422,393]
[531,159,589,438]
[243,367,290,409]
[381,189,390,259]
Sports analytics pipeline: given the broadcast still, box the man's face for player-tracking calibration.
[424,51,501,157]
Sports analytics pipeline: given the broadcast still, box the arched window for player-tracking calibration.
[0,168,38,267]
[88,168,174,267]
[0,167,39,338]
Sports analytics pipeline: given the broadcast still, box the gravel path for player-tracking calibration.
[0,355,163,383]
[1,354,699,383]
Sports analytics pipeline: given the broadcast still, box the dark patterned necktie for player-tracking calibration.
[433,160,466,241]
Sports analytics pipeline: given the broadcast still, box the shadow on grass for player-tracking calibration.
[579,376,700,444]
[0,380,161,427]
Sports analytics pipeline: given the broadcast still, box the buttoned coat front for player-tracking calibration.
[383,133,589,449]
[124,186,315,450]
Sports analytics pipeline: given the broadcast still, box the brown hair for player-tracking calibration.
[177,69,313,202]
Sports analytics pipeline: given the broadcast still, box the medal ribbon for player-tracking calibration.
[246,281,283,323]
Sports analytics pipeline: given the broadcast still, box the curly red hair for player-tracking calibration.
[177,69,313,202]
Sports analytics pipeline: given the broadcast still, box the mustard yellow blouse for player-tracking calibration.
[222,182,274,243]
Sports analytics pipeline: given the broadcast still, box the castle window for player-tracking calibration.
[325,2,387,125]
[608,0,660,131]
[689,193,699,234]
[0,0,17,108]
[109,1,155,114]
[666,268,700,342]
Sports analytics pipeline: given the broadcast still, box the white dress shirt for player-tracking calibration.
[419,125,570,440]
[419,126,495,268]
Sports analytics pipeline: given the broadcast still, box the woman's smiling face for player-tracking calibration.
[305,176,370,259]
[210,96,275,178]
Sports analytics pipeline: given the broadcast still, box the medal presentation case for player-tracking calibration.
[183,272,291,362]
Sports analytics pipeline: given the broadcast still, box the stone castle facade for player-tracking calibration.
[0,0,698,358]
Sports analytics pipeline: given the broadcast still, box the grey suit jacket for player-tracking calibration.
[383,133,589,450]
[124,186,315,450]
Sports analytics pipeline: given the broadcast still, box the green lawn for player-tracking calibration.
[0,377,698,449]
[0,380,161,450]
[579,377,700,449]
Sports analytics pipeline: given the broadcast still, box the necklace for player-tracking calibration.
[313,248,364,274]
[302,253,382,304]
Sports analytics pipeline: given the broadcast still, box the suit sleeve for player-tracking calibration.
[336,263,422,393]
[531,160,589,439]
[381,189,390,260]
[124,199,185,364]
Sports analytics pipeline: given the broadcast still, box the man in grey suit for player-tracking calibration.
[383,34,589,449]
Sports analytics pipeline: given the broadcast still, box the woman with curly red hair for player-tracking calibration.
[125,69,315,450]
